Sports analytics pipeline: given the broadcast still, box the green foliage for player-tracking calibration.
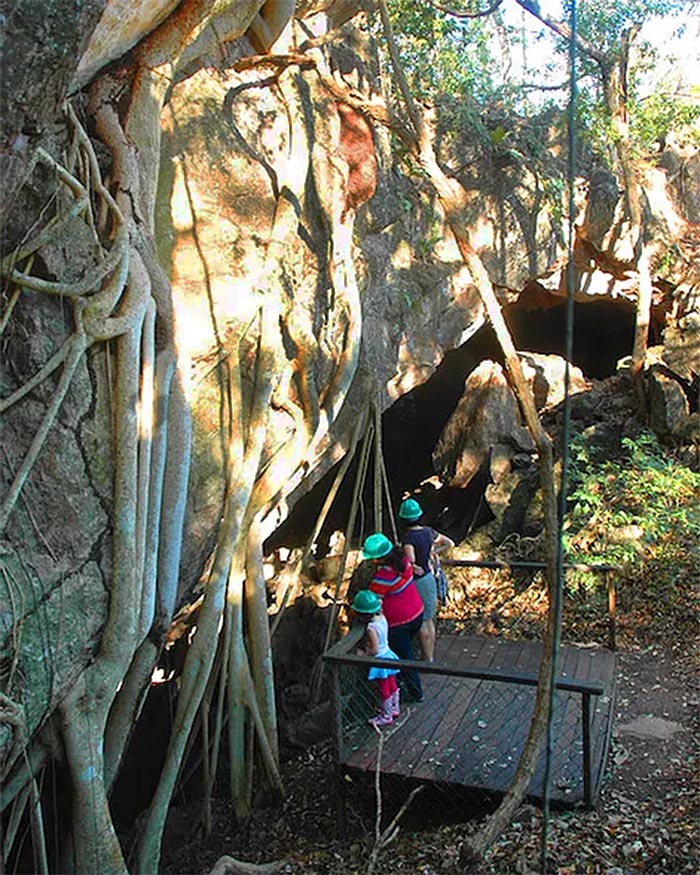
[573,88,616,155]
[563,429,700,611]
[538,1,694,158]
[631,85,700,148]
[385,0,515,104]
[489,124,509,146]
[541,176,566,225]
[414,194,444,259]
[572,0,684,58]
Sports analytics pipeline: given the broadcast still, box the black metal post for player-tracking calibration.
[582,691,593,808]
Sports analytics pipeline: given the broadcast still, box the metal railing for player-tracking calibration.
[324,624,605,830]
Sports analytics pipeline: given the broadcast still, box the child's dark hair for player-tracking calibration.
[384,544,407,573]
[398,516,423,534]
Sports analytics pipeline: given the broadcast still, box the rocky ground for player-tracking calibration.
[160,568,700,875]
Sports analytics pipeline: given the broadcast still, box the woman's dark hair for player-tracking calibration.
[398,516,423,534]
[383,544,408,573]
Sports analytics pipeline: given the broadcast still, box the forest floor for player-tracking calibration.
[161,569,700,875]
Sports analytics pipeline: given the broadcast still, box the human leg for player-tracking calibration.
[389,616,424,701]
[375,677,393,701]
[420,618,436,662]
[369,677,394,726]
[387,676,400,716]
[414,573,437,661]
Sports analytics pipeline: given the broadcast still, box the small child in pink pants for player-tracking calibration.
[352,590,400,726]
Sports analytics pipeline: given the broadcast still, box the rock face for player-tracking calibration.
[433,354,588,537]
[0,295,110,756]
[434,354,588,488]
[0,1,488,772]
[156,51,487,582]
[0,0,107,230]
[648,367,688,434]
[434,360,533,490]
[1,0,698,826]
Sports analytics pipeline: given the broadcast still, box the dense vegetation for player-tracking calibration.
[565,429,700,642]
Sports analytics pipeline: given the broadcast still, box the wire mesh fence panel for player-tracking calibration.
[326,633,615,819]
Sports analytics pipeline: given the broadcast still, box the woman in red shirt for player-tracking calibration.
[363,532,424,702]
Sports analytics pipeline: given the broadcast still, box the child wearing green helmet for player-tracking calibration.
[361,532,424,702]
[351,590,400,726]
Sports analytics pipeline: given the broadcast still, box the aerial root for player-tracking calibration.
[0,691,26,770]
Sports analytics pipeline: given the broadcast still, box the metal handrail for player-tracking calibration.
[442,559,617,573]
[324,624,603,807]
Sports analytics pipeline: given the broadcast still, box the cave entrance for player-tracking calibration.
[504,287,638,379]
[266,325,500,558]
[267,294,637,558]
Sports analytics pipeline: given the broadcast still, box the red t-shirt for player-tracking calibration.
[369,555,423,627]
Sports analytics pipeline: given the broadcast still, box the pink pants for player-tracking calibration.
[376,675,398,700]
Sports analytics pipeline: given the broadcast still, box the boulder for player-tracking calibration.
[647,366,692,440]
[433,360,534,490]
[485,453,541,539]
[433,353,587,537]
[519,352,589,410]
[434,353,587,491]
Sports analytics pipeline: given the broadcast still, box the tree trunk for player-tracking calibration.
[375,2,561,863]
[602,29,651,404]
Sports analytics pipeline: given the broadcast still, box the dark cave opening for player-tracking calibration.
[266,325,503,556]
[504,293,638,380]
[267,297,637,557]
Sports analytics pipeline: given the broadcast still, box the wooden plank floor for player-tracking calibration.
[341,634,617,807]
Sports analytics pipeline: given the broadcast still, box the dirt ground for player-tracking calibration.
[160,573,700,875]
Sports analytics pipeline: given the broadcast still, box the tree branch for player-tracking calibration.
[377,0,423,137]
[428,0,504,19]
[514,0,608,67]
[232,52,315,74]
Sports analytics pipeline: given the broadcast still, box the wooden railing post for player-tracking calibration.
[606,571,617,651]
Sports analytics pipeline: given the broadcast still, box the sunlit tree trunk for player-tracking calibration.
[601,28,652,401]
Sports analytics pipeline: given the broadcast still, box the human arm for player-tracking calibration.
[403,542,425,577]
[432,530,455,553]
[364,624,380,656]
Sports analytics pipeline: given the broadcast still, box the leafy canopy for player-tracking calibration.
[385,0,699,151]
[571,0,685,58]
[385,0,508,103]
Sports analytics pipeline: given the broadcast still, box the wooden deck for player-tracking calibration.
[326,633,617,808]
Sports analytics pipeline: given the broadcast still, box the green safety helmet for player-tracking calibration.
[398,498,423,521]
[351,590,381,615]
[362,532,393,560]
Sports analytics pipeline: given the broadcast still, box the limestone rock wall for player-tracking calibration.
[1,0,697,773]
